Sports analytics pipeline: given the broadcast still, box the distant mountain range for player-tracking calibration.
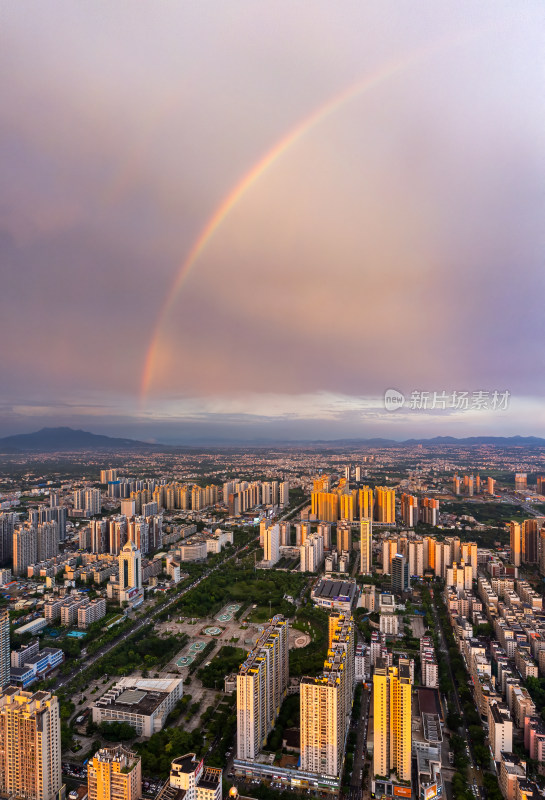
[0,427,545,452]
[0,427,155,453]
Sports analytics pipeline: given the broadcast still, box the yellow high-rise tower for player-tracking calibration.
[0,688,61,800]
[360,519,372,575]
[237,616,289,760]
[313,476,331,493]
[358,487,373,520]
[522,519,539,564]
[375,487,395,523]
[88,747,141,800]
[311,492,339,522]
[339,490,357,522]
[300,614,354,778]
[373,659,412,786]
[509,521,522,567]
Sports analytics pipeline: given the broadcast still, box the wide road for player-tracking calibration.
[430,593,482,793]
[347,685,370,800]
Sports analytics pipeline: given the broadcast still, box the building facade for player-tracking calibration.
[0,687,62,800]
[236,616,289,760]
[88,747,141,800]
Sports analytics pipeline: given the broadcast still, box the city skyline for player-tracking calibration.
[2,2,545,442]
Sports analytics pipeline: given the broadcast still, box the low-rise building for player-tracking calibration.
[92,678,183,737]
[10,639,64,687]
[311,578,358,613]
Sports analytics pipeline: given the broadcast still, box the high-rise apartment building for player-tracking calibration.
[118,540,143,608]
[509,522,522,567]
[540,530,545,577]
[487,702,513,763]
[336,525,351,554]
[0,513,16,565]
[100,469,118,484]
[317,523,332,550]
[375,488,395,524]
[237,616,289,760]
[0,687,62,800]
[279,481,290,508]
[360,519,372,575]
[382,540,397,575]
[445,561,473,591]
[460,541,478,578]
[85,489,101,517]
[515,473,527,491]
[311,492,339,522]
[13,523,37,576]
[300,534,324,573]
[90,519,108,554]
[264,524,280,566]
[37,522,59,562]
[127,517,149,555]
[400,494,418,527]
[279,521,291,547]
[41,507,66,542]
[407,540,424,577]
[0,609,9,689]
[373,659,412,785]
[339,491,357,522]
[88,747,141,800]
[522,520,539,564]
[313,476,331,493]
[73,489,85,512]
[295,522,311,547]
[420,497,439,526]
[391,554,409,592]
[300,614,354,778]
[358,487,373,520]
[259,520,269,547]
[487,477,496,495]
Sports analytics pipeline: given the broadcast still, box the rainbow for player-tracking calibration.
[140,24,496,404]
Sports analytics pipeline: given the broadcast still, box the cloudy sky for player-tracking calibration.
[1,1,545,442]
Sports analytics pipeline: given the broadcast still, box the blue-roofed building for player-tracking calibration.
[10,639,64,687]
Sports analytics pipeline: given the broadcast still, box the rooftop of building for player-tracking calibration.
[199,767,222,789]
[312,578,356,601]
[97,688,168,716]
[95,678,181,716]
[490,703,510,724]
[156,782,186,800]
[417,687,442,719]
[93,746,139,765]
[422,713,443,743]
[171,754,199,774]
